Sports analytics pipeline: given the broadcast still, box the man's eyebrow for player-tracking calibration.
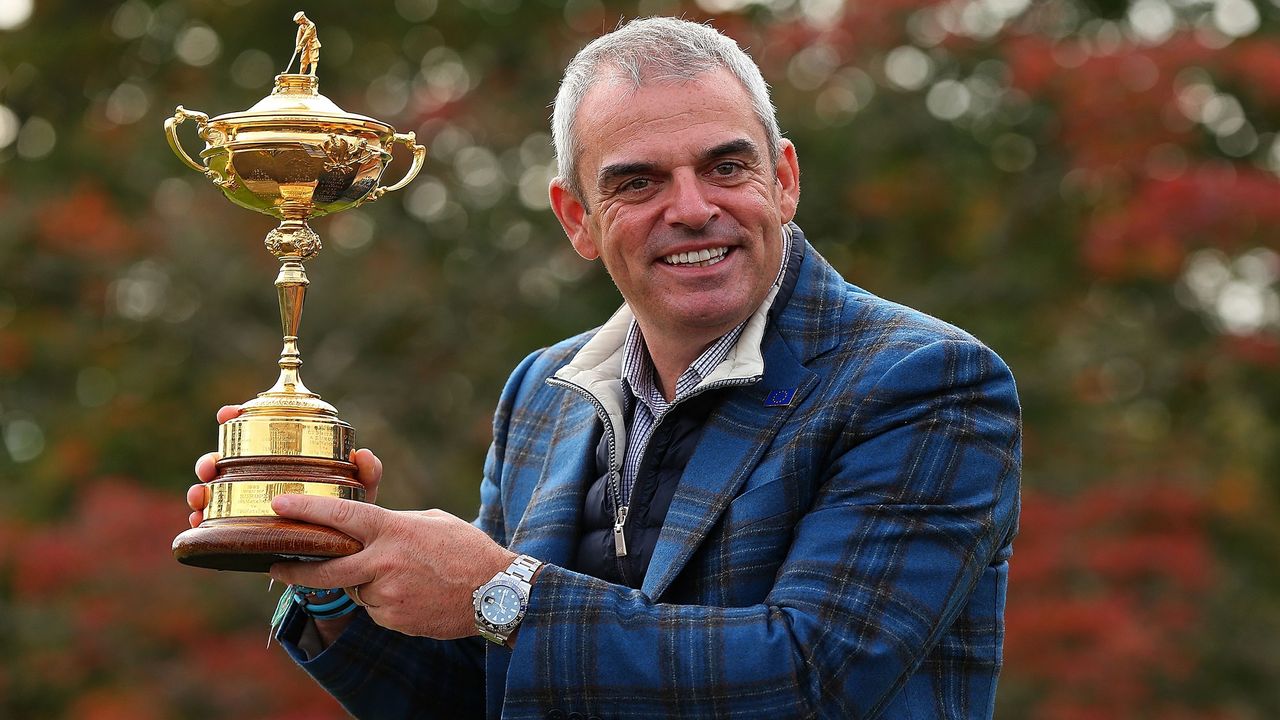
[595,139,761,190]
[597,161,655,190]
[701,138,760,163]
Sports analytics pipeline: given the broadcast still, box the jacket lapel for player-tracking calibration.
[641,329,817,599]
[640,236,841,599]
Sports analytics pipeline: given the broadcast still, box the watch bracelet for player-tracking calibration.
[506,554,542,584]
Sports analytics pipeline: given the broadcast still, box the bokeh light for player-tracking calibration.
[0,0,32,30]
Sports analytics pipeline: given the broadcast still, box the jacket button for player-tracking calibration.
[588,716,602,720]
[568,713,585,720]
[545,711,565,720]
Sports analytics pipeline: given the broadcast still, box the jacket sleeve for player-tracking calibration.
[277,606,487,718]
[274,347,552,719]
[500,338,1021,720]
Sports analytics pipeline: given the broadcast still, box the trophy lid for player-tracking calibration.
[209,73,391,131]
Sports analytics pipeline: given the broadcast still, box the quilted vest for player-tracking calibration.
[573,391,720,587]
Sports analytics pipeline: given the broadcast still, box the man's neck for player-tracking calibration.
[638,325,724,402]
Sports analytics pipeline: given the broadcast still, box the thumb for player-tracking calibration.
[352,448,383,503]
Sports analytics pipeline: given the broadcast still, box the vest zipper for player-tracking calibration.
[547,377,628,556]
[612,504,629,557]
[549,373,761,558]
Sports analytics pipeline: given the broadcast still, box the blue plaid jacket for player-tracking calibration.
[280,229,1022,719]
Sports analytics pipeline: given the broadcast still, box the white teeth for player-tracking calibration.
[663,247,728,267]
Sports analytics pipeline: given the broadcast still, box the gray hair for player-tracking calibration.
[551,17,783,205]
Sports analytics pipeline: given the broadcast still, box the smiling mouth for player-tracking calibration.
[662,246,729,268]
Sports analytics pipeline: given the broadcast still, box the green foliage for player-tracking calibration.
[1,0,1278,717]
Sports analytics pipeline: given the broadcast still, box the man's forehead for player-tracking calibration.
[575,69,764,166]
[579,66,747,115]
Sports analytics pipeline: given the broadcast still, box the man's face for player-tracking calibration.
[550,68,800,346]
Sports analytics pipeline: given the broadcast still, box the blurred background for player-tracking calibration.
[0,0,1277,717]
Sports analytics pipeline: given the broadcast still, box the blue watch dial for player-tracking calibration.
[480,584,521,625]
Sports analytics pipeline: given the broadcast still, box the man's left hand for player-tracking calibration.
[268,494,517,640]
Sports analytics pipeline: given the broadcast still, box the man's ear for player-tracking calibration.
[549,178,599,260]
[775,140,800,223]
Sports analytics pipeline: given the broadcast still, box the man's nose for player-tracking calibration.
[663,169,717,231]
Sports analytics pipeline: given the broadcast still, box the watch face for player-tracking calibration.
[480,584,522,626]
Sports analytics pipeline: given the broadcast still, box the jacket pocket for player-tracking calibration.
[724,473,798,531]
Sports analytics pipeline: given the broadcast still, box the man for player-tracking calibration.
[189,17,1020,719]
[293,11,321,76]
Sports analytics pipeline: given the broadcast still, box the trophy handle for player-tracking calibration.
[165,105,212,174]
[363,131,426,204]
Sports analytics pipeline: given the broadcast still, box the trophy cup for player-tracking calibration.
[165,12,425,572]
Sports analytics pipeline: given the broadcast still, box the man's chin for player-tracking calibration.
[658,303,754,335]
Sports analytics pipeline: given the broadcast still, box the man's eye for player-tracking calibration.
[622,178,651,192]
[712,162,740,176]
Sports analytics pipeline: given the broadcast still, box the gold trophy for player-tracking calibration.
[165,12,425,572]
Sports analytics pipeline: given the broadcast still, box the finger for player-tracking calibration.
[269,552,373,590]
[216,405,243,424]
[271,493,387,543]
[188,510,203,528]
[352,448,383,503]
[186,483,210,511]
[344,586,371,607]
[194,452,220,482]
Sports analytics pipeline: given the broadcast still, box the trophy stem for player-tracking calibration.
[237,219,340,421]
[257,216,324,402]
[266,257,316,397]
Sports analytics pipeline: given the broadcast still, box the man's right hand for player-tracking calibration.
[186,404,385,528]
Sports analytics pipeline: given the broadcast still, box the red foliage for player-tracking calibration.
[0,512,20,574]
[0,329,31,374]
[1222,333,1280,367]
[3,478,347,719]
[1002,32,1280,284]
[1084,166,1280,279]
[834,0,927,52]
[852,161,951,219]
[68,687,164,720]
[1006,481,1217,717]
[1005,34,1059,97]
[48,434,98,484]
[1218,37,1280,110]
[1007,37,1214,173]
[34,182,142,259]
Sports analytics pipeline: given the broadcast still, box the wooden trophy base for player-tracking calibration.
[173,456,364,573]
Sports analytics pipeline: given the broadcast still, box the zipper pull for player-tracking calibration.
[613,505,629,557]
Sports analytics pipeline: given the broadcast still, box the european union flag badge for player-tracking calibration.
[764,388,796,407]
